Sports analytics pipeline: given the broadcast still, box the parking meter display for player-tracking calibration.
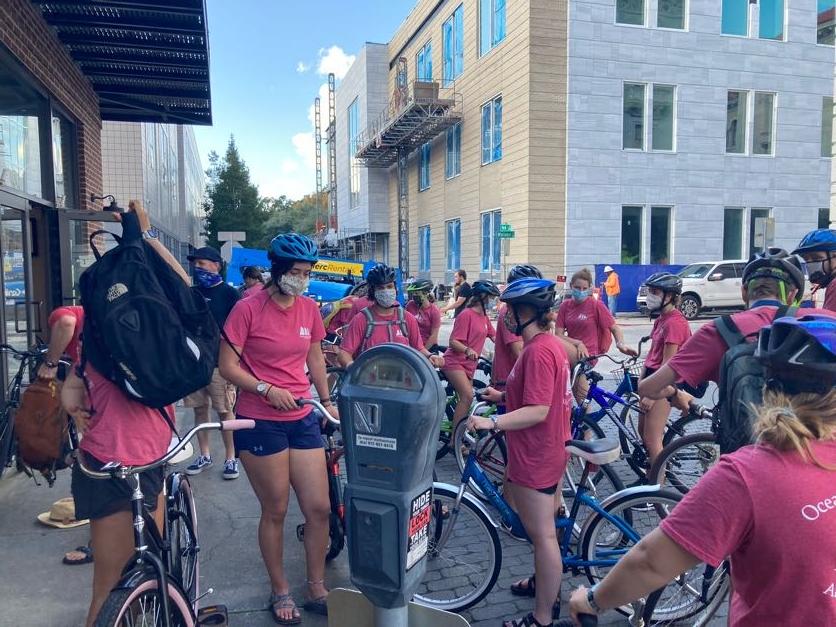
[356,357,421,391]
[406,488,432,570]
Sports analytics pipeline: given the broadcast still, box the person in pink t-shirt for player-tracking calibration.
[792,228,836,312]
[405,279,442,351]
[570,315,836,627]
[219,233,338,623]
[470,278,573,627]
[442,280,500,428]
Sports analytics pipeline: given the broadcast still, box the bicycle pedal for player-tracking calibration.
[197,604,228,626]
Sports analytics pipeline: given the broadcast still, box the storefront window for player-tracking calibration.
[52,113,76,208]
[0,63,45,197]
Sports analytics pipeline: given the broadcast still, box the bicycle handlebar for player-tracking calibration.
[689,400,714,420]
[0,344,48,359]
[297,398,341,426]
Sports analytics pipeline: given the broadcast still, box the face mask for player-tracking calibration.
[411,293,426,306]
[805,260,834,288]
[645,294,663,312]
[375,288,398,308]
[194,267,222,288]
[572,288,590,302]
[278,274,309,297]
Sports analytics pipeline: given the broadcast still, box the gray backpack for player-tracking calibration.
[360,306,409,353]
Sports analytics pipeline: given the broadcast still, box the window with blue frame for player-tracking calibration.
[416,42,433,81]
[419,142,431,191]
[446,123,462,178]
[479,0,507,56]
[446,219,461,271]
[348,98,360,208]
[481,209,502,273]
[481,95,503,165]
[419,225,431,272]
[721,0,748,35]
[443,4,464,86]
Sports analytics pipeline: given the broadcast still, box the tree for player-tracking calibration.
[261,193,325,240]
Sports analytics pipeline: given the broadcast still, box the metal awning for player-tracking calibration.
[33,1,212,125]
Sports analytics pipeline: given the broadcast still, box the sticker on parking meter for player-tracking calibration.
[406,488,432,570]
[356,434,397,450]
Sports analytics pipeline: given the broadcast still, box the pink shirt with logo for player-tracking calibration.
[223,289,325,421]
[492,304,522,388]
[443,307,495,377]
[668,306,836,387]
[660,441,836,626]
[406,301,442,346]
[825,284,836,312]
[347,296,373,321]
[556,297,614,356]
[504,333,573,490]
[644,308,691,370]
[80,366,173,465]
[340,306,423,358]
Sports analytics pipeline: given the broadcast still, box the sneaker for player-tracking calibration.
[223,459,239,480]
[185,455,212,475]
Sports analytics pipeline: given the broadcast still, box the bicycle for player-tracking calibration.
[415,404,729,624]
[435,355,491,460]
[75,418,255,627]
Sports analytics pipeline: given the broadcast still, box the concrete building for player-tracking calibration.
[341,0,834,286]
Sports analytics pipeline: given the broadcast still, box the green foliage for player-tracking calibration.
[261,193,327,244]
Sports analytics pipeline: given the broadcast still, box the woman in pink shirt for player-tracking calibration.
[442,280,500,428]
[493,266,542,390]
[570,315,836,627]
[470,278,573,627]
[405,279,442,351]
[219,233,338,624]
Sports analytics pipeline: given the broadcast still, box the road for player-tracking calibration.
[0,313,725,626]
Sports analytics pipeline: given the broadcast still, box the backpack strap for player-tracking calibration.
[360,307,375,353]
[713,315,745,349]
[397,306,408,339]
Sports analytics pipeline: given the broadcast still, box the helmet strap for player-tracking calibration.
[513,308,538,336]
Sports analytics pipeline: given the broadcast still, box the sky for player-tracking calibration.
[194,0,416,201]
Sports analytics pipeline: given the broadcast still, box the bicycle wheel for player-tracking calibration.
[641,560,731,626]
[647,432,720,495]
[167,474,199,602]
[325,367,346,400]
[662,412,709,445]
[413,484,502,612]
[453,419,507,501]
[94,574,194,626]
[0,408,13,477]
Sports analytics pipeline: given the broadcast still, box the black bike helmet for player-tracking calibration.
[507,264,543,284]
[269,233,319,263]
[407,278,434,293]
[500,278,557,311]
[643,272,683,294]
[366,263,396,286]
[743,248,806,293]
[471,280,500,297]
[756,314,836,393]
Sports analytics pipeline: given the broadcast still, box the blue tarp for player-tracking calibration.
[594,264,685,313]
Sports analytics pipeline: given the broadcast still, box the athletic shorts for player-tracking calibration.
[233,411,323,457]
[71,452,164,521]
[642,366,708,399]
[182,368,236,413]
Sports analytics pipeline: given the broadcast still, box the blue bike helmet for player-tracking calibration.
[500,278,557,311]
[792,229,836,256]
[756,315,836,393]
[269,233,319,263]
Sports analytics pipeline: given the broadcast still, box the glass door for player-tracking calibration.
[0,207,34,389]
[58,210,121,305]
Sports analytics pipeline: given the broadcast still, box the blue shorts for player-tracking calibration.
[234,411,323,457]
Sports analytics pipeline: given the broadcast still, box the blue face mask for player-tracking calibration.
[572,288,590,302]
[194,267,223,288]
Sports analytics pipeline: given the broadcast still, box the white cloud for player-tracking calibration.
[292,132,316,169]
[296,61,310,73]
[317,45,355,80]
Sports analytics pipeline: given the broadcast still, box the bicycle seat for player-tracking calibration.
[564,438,620,465]
[586,370,604,384]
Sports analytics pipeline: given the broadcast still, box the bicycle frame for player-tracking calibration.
[572,377,637,443]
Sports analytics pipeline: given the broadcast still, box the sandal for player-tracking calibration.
[510,574,536,597]
[502,612,553,627]
[302,596,328,616]
[269,592,301,625]
[63,545,93,566]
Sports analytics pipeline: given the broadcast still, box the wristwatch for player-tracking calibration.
[256,381,269,397]
[490,414,500,431]
[587,583,602,613]
[142,227,159,240]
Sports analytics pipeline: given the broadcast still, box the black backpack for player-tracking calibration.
[359,306,409,353]
[78,230,219,410]
[714,305,796,454]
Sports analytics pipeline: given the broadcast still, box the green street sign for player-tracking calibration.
[499,223,512,233]
[497,230,515,239]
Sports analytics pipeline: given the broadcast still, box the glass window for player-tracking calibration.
[616,0,645,25]
[723,207,744,259]
[726,91,747,154]
[759,0,784,40]
[348,99,361,208]
[714,263,737,280]
[819,208,831,229]
[481,96,503,165]
[52,113,76,208]
[749,208,772,256]
[416,42,433,81]
[419,142,431,191]
[446,219,461,271]
[621,206,643,264]
[419,225,431,272]
[822,97,834,158]
[446,122,462,178]
[658,0,685,29]
[0,60,45,198]
[650,206,672,264]
[443,5,464,86]
[623,83,645,150]
[652,85,675,151]
[678,263,713,279]
[752,92,774,156]
[480,210,501,272]
[480,0,507,56]
[721,0,748,35]
[819,0,835,44]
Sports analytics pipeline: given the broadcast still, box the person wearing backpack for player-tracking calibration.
[337,263,444,367]
[219,233,338,623]
[569,315,836,626]
[793,228,836,311]
[62,201,191,627]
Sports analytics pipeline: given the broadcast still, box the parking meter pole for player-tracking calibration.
[375,606,408,627]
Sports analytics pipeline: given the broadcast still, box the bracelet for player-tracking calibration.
[45,361,59,368]
[587,583,602,613]
[490,414,500,431]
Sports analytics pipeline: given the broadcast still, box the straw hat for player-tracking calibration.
[37,497,89,529]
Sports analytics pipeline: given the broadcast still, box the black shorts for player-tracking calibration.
[234,411,323,457]
[642,366,708,398]
[71,452,164,521]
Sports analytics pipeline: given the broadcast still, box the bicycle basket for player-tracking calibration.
[609,360,645,390]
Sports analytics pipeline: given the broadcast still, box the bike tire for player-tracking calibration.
[452,419,507,501]
[325,367,347,401]
[438,379,486,461]
[662,412,707,446]
[647,432,720,496]
[413,483,502,613]
[94,574,195,627]
[641,560,730,626]
[325,512,345,561]
[0,408,15,477]
[167,474,199,603]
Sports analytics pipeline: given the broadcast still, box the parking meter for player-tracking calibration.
[338,344,445,623]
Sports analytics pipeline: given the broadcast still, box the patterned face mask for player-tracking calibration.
[375,288,398,308]
[278,274,309,296]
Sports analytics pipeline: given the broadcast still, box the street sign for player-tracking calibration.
[497,230,515,239]
[499,223,512,232]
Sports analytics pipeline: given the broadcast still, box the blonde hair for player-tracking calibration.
[570,268,593,287]
[754,389,836,470]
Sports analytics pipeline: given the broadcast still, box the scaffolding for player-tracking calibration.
[326,73,338,232]
[314,96,323,230]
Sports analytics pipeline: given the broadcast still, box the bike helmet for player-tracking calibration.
[407,278,434,293]
[366,263,396,286]
[269,233,319,263]
[471,280,500,297]
[792,229,836,256]
[756,314,836,393]
[500,278,557,311]
[743,248,806,293]
[643,272,683,294]
[507,264,543,283]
